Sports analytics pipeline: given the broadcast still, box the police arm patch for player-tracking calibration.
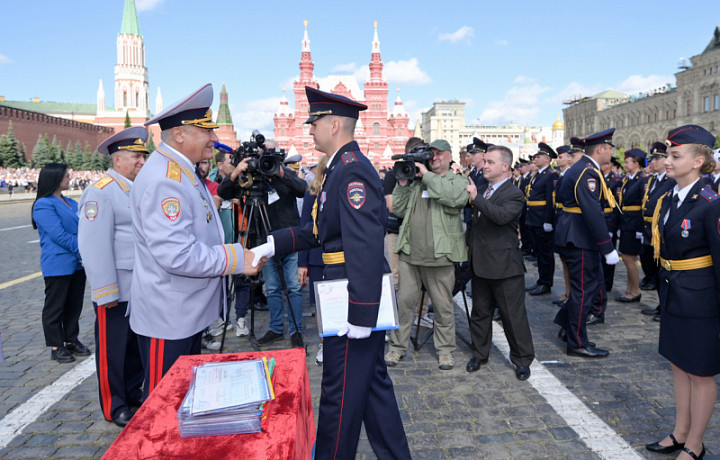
[347,182,366,209]
[161,197,181,221]
[84,201,98,221]
[587,178,597,192]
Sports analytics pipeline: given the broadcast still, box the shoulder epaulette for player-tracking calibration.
[700,186,719,202]
[166,162,182,182]
[584,163,594,169]
[93,176,114,189]
[340,151,358,165]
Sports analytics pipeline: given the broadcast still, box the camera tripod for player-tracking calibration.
[218,184,305,353]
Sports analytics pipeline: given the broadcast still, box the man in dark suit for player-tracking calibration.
[464,145,535,380]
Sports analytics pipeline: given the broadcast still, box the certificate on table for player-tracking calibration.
[314,273,399,337]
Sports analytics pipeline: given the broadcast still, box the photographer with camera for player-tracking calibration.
[217,138,307,348]
[385,139,469,371]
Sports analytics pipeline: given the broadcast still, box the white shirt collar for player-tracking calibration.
[627,172,637,180]
[488,176,510,191]
[672,178,700,206]
[656,171,666,181]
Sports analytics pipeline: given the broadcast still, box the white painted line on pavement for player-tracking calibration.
[26,239,39,244]
[0,355,96,448]
[0,225,31,232]
[490,325,642,459]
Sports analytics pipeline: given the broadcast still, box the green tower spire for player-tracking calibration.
[216,83,233,126]
[120,0,141,36]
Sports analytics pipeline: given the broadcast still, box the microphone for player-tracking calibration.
[214,142,233,153]
[390,154,406,160]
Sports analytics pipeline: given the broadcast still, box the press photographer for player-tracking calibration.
[217,136,308,348]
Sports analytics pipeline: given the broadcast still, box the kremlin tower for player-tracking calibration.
[274,21,411,164]
[215,84,239,148]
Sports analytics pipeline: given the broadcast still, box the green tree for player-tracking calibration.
[101,152,112,170]
[31,134,54,168]
[89,151,105,171]
[146,131,156,153]
[69,141,84,171]
[714,134,720,148]
[0,121,21,167]
[81,143,94,170]
[124,111,131,128]
[49,135,64,163]
[17,143,27,167]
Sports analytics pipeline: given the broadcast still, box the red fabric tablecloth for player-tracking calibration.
[102,348,315,460]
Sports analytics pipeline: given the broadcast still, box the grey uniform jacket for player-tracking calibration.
[128,143,245,340]
[78,169,135,304]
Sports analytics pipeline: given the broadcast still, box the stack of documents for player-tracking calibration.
[177,358,275,438]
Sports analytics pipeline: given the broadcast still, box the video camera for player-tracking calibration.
[391,144,434,181]
[230,130,284,177]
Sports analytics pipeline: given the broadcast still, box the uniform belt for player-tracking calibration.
[659,255,713,271]
[322,251,345,264]
[643,216,653,223]
[561,206,613,214]
[555,203,564,209]
[527,200,547,206]
[622,205,642,212]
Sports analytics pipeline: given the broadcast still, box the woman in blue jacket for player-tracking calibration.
[32,163,88,363]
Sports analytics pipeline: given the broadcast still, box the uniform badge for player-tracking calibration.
[84,201,98,221]
[347,182,366,209]
[161,197,181,221]
[587,178,597,192]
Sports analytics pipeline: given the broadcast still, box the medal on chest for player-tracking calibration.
[681,219,690,238]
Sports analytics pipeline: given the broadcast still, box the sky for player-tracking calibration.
[1,0,720,140]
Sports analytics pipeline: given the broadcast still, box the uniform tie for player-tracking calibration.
[483,185,493,199]
[667,193,680,224]
[311,173,327,238]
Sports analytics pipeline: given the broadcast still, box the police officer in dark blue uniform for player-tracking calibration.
[645,125,720,459]
[525,143,558,296]
[617,148,647,303]
[553,128,620,358]
[251,87,411,460]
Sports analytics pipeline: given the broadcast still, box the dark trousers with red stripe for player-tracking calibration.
[136,332,202,400]
[316,331,411,460]
[553,245,603,349]
[529,226,555,287]
[94,302,143,420]
[601,234,618,292]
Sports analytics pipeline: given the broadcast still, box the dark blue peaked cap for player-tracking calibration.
[304,86,368,123]
[585,128,616,147]
[649,141,667,158]
[625,148,647,167]
[666,125,715,148]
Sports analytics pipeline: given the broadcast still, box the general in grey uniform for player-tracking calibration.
[78,126,148,427]
[129,84,262,398]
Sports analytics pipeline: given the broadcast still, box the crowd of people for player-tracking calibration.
[23,79,720,459]
[1,167,106,195]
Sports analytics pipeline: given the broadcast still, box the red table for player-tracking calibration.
[102,348,315,460]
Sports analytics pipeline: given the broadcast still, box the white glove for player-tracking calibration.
[608,232,613,238]
[635,232,644,244]
[251,236,275,267]
[543,223,553,232]
[604,250,620,265]
[616,230,621,238]
[337,322,372,339]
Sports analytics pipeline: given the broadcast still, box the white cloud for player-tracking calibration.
[384,58,431,85]
[616,74,674,95]
[514,75,534,84]
[231,97,281,141]
[438,26,474,44]
[494,39,509,47]
[477,82,550,124]
[0,54,12,64]
[135,0,164,11]
[548,81,604,105]
[331,63,359,73]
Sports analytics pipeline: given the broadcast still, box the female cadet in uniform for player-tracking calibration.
[617,149,647,303]
[32,163,89,363]
[645,125,720,460]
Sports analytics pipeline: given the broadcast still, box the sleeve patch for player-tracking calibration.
[93,177,114,189]
[161,197,181,221]
[347,182,366,209]
[166,162,182,182]
[587,178,597,192]
[84,201,98,221]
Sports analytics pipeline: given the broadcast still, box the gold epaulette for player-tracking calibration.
[166,162,182,182]
[93,176,114,189]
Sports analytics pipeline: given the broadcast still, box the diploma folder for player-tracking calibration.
[314,273,399,337]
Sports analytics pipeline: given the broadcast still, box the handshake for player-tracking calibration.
[235,237,275,276]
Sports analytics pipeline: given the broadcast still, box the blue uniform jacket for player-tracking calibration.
[298,189,324,268]
[642,174,675,241]
[603,173,622,233]
[554,156,614,254]
[272,142,389,327]
[33,195,82,277]
[619,174,644,233]
[525,166,558,227]
[657,182,720,318]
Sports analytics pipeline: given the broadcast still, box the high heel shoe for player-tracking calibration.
[681,445,705,459]
[645,433,684,453]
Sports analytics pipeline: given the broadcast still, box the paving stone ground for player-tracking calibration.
[1,199,719,459]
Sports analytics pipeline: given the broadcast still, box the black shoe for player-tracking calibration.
[515,365,531,380]
[525,282,539,292]
[653,314,661,322]
[529,284,551,296]
[552,297,568,306]
[681,445,705,459]
[646,433,685,454]
[466,357,488,373]
[524,255,537,262]
[558,329,595,347]
[252,302,269,311]
[128,398,143,409]
[640,281,657,291]
[112,408,133,428]
[616,294,641,303]
[567,345,609,358]
[65,340,91,356]
[257,330,283,345]
[492,309,501,321]
[290,332,303,348]
[641,306,659,316]
[587,314,605,325]
[51,346,75,363]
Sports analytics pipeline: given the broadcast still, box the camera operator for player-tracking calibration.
[217,139,308,348]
